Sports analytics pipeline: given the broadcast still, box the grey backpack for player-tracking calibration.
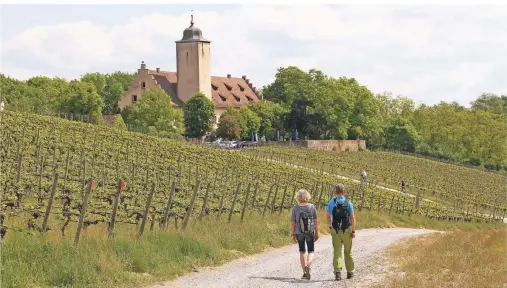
[299,209,315,235]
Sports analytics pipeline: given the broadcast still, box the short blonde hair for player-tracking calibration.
[294,189,311,203]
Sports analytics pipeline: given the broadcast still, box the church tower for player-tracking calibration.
[175,12,212,103]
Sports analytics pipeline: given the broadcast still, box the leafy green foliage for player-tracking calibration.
[126,87,184,135]
[59,80,104,122]
[238,106,261,140]
[183,92,214,138]
[216,109,241,140]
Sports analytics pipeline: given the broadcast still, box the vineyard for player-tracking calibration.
[243,145,507,217]
[0,111,503,244]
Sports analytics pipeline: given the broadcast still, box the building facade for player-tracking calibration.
[118,16,260,125]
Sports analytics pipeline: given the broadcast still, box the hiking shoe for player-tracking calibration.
[347,272,354,279]
[335,271,341,281]
[305,266,311,280]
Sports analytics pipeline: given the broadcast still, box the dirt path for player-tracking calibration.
[149,228,437,288]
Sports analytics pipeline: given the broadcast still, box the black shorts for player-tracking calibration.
[296,233,315,253]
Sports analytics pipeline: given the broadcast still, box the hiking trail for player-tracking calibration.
[149,228,437,288]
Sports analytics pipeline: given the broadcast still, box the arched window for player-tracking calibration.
[141,81,146,89]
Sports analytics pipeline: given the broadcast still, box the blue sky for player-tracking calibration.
[1,4,506,107]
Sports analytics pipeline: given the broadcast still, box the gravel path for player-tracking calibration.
[149,228,437,288]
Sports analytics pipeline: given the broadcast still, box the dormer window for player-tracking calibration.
[245,94,253,102]
[211,83,218,90]
[219,93,227,102]
[224,82,232,91]
[233,94,240,102]
[238,83,245,92]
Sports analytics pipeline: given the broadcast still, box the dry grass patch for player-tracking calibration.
[378,228,507,288]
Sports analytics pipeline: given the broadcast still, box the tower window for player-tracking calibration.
[187,52,189,57]
[132,95,138,103]
[141,82,146,89]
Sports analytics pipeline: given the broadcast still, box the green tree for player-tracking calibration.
[26,76,70,113]
[60,80,104,121]
[126,87,183,134]
[238,106,261,140]
[81,72,106,95]
[247,100,286,137]
[216,112,241,140]
[471,93,507,116]
[183,92,214,139]
[385,117,420,152]
[102,71,134,114]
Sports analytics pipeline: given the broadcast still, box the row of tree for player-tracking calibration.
[1,66,506,169]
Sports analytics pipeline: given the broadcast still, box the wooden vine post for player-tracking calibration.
[263,184,275,217]
[388,195,395,215]
[75,178,94,245]
[198,183,211,221]
[240,183,252,222]
[162,181,177,229]
[228,182,242,224]
[108,179,125,236]
[182,180,201,231]
[139,181,157,236]
[42,171,59,232]
[279,185,288,214]
[250,182,259,211]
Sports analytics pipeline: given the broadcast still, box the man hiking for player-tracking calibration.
[291,189,319,280]
[326,183,355,281]
[360,170,367,185]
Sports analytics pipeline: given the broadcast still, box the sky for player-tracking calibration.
[1,4,506,107]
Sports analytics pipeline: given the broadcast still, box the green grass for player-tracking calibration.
[2,208,502,288]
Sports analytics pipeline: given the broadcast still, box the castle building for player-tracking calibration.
[118,15,261,125]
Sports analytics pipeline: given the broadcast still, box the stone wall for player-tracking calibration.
[269,140,366,152]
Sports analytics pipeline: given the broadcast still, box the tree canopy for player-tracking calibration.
[183,92,215,139]
[1,66,505,170]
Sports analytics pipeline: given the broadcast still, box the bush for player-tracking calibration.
[464,158,482,166]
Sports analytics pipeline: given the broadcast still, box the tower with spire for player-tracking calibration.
[175,10,212,103]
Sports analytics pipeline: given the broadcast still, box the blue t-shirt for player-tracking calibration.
[326,196,354,222]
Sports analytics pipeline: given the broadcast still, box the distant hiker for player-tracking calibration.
[401,179,406,193]
[291,189,319,280]
[360,170,367,184]
[326,183,355,281]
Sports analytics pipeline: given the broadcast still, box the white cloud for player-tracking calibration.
[1,5,506,106]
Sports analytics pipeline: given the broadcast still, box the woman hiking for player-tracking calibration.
[291,189,319,280]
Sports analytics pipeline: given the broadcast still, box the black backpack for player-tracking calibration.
[299,210,315,235]
[332,197,350,231]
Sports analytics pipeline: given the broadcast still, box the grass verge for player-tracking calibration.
[375,228,507,288]
[1,209,503,288]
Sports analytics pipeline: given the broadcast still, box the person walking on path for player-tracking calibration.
[401,179,406,193]
[326,183,355,281]
[360,170,367,185]
[291,189,319,280]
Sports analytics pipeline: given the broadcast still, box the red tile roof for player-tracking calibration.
[147,70,260,108]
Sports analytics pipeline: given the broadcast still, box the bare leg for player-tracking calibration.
[306,252,314,267]
[300,253,306,271]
